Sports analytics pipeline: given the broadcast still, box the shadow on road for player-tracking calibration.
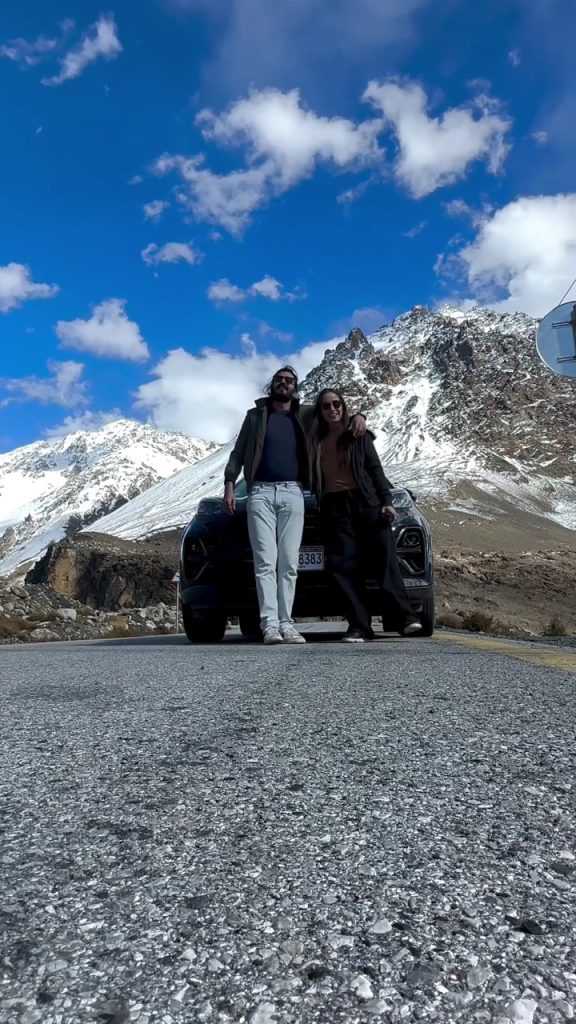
[76,629,412,648]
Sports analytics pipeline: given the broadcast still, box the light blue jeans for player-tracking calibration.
[247,482,305,632]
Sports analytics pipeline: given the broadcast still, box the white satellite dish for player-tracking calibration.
[537,300,576,378]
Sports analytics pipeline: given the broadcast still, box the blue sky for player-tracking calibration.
[1,0,575,449]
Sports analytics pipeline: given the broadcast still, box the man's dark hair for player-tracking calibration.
[265,365,299,396]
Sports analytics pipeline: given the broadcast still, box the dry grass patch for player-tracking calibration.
[543,616,568,637]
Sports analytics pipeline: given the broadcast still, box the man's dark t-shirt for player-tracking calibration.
[254,410,305,483]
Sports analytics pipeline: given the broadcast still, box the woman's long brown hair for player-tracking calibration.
[309,388,354,465]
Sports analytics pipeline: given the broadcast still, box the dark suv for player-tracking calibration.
[179,484,435,642]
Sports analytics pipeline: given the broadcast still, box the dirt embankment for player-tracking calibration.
[19,527,576,639]
[26,531,181,610]
[434,547,576,636]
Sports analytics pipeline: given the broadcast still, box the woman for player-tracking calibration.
[311,387,422,643]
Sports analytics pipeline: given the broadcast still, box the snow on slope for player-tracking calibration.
[0,419,218,575]
[87,442,233,540]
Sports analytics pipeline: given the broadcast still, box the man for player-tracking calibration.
[224,366,366,645]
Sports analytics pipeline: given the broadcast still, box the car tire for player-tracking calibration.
[419,592,435,637]
[182,606,227,643]
[239,611,262,640]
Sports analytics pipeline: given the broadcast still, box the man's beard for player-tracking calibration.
[270,385,293,404]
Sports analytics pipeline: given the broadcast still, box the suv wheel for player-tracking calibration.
[419,592,435,637]
[182,607,227,643]
[239,611,262,640]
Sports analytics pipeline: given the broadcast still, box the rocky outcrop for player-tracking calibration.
[0,579,180,644]
[26,531,180,610]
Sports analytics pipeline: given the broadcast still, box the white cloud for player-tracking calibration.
[44,409,123,438]
[364,79,511,197]
[336,177,376,205]
[55,299,149,362]
[251,275,306,301]
[404,220,427,239]
[135,335,342,441]
[250,275,283,301]
[208,273,305,304]
[0,20,74,67]
[0,262,59,313]
[444,198,474,220]
[330,306,391,336]
[531,130,549,146]
[156,86,382,233]
[163,0,428,96]
[143,199,169,221]
[198,87,381,178]
[1,34,58,67]
[141,241,202,266]
[2,360,87,408]
[207,278,247,304]
[129,174,144,186]
[258,321,294,344]
[42,15,122,86]
[508,48,522,67]
[444,193,576,316]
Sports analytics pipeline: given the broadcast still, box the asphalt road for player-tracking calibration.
[1,629,575,1024]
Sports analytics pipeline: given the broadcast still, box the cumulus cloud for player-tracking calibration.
[531,130,549,146]
[135,335,341,441]
[207,278,246,304]
[156,79,511,233]
[364,79,511,197]
[0,262,59,313]
[44,408,123,438]
[508,48,522,67]
[55,299,149,362]
[143,199,169,221]
[156,86,382,234]
[42,15,122,86]
[208,273,305,304]
[141,242,202,266]
[2,360,87,408]
[442,193,576,316]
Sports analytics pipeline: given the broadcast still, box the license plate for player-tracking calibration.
[299,546,325,571]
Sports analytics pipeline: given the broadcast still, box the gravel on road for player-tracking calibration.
[1,635,575,1024]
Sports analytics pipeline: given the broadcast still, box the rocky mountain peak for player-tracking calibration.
[346,327,370,350]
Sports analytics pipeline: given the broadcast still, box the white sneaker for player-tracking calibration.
[263,628,283,645]
[280,624,307,644]
[403,620,423,636]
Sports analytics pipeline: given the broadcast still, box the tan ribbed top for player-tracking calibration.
[320,431,357,492]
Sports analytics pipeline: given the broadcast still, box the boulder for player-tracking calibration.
[28,628,60,643]
[55,608,77,622]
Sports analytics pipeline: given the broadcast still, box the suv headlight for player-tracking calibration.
[390,489,413,510]
[196,498,224,517]
[399,529,421,548]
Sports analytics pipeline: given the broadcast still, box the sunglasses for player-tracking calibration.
[274,375,296,386]
[322,399,342,411]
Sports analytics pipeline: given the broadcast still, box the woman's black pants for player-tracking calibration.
[321,490,412,636]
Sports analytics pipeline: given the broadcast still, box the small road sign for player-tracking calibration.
[172,570,180,584]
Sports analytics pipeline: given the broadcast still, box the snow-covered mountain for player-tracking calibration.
[0,419,218,576]
[86,441,234,542]
[302,305,576,530]
[87,305,576,542]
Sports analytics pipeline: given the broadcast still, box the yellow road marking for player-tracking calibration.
[435,632,576,675]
